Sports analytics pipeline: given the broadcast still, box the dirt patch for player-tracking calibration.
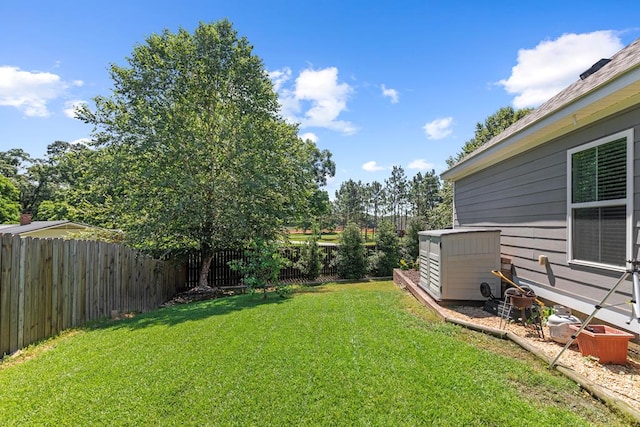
[161,287,226,306]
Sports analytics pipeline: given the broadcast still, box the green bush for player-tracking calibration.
[228,239,290,298]
[294,225,325,280]
[399,258,418,270]
[400,217,424,266]
[368,220,400,277]
[333,223,367,279]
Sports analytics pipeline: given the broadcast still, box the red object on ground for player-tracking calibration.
[569,324,635,364]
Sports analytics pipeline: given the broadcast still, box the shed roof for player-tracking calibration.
[0,220,74,235]
[442,37,640,181]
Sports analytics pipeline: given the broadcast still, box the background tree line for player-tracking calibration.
[328,105,532,236]
[0,102,530,264]
[330,166,440,237]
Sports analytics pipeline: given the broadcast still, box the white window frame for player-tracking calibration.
[566,129,634,271]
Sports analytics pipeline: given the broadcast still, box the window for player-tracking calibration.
[567,129,633,269]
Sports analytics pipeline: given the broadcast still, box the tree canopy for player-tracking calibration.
[451,106,533,166]
[77,20,329,288]
[0,175,20,223]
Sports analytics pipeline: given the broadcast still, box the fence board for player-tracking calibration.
[10,235,20,353]
[51,239,61,335]
[78,240,88,324]
[62,240,71,331]
[0,235,11,355]
[71,240,78,326]
[96,241,102,317]
[86,240,94,321]
[42,238,53,338]
[23,238,34,346]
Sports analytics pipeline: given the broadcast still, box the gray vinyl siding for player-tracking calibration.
[452,105,640,316]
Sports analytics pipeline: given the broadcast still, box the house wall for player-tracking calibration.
[452,105,640,331]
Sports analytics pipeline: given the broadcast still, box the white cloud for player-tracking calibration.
[499,31,624,108]
[0,66,69,117]
[63,99,87,119]
[423,117,453,140]
[299,132,318,143]
[381,84,399,103]
[272,66,356,135]
[70,137,91,146]
[408,159,434,171]
[362,161,386,172]
[269,67,291,92]
[72,80,84,87]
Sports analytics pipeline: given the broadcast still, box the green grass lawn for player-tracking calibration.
[287,232,341,243]
[0,281,630,426]
[287,232,376,245]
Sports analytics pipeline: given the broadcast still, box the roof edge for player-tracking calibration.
[442,64,640,181]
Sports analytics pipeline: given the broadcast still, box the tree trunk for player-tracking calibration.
[373,204,378,237]
[198,253,214,289]
[403,208,408,233]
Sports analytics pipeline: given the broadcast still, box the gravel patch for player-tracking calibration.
[398,269,640,410]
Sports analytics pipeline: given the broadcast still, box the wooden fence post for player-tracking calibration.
[0,235,11,356]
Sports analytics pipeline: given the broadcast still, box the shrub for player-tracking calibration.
[367,250,387,275]
[368,220,400,277]
[399,258,418,270]
[294,225,325,281]
[333,222,367,279]
[228,239,290,298]
[400,217,424,267]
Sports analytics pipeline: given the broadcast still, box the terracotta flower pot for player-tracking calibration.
[569,324,634,364]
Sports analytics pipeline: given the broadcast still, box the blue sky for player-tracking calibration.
[1,1,639,197]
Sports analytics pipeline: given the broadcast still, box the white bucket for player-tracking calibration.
[548,311,582,344]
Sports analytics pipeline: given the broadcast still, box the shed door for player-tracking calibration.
[428,238,441,297]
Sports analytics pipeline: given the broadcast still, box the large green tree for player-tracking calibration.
[0,175,20,223]
[384,165,408,232]
[77,20,325,289]
[0,143,92,220]
[365,180,385,235]
[408,170,440,226]
[333,179,366,228]
[0,148,34,214]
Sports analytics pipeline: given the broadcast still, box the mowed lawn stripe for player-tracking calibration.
[0,281,627,426]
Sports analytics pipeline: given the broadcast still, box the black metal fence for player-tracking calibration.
[185,245,343,288]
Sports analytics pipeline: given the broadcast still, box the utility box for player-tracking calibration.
[418,228,501,302]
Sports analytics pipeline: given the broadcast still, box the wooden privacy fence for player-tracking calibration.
[0,235,185,358]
